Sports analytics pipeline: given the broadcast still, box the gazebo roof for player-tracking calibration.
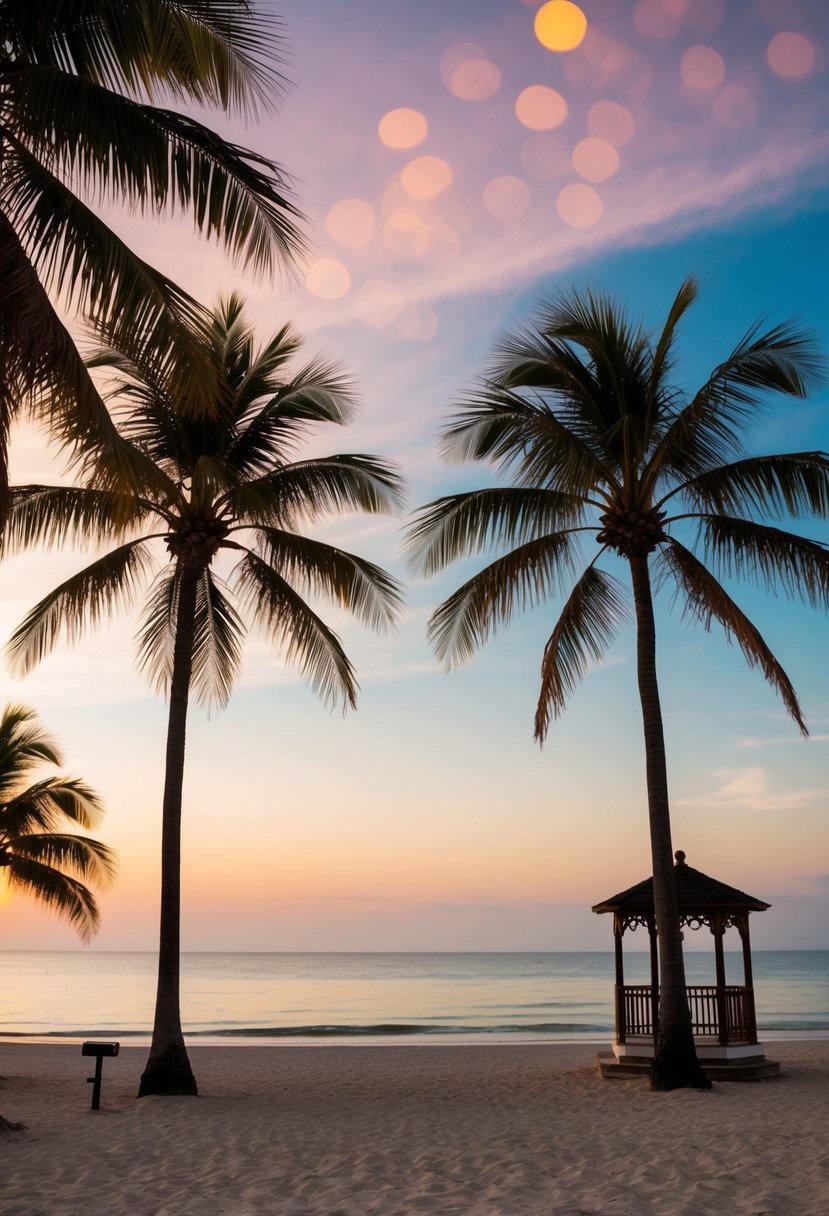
[592,851,771,915]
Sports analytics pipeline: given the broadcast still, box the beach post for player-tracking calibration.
[82,1041,120,1110]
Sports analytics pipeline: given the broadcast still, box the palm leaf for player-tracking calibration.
[248,530,403,633]
[2,485,159,554]
[427,530,584,668]
[534,563,629,741]
[2,778,104,836]
[226,455,405,526]
[407,486,587,577]
[5,853,103,942]
[7,540,156,675]
[676,452,829,519]
[189,569,245,709]
[696,514,829,607]
[234,551,359,710]
[658,538,806,732]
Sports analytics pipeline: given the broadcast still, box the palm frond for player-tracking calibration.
[407,486,587,577]
[5,853,103,942]
[677,452,829,519]
[534,564,629,741]
[7,540,155,675]
[427,530,585,668]
[0,706,61,798]
[189,569,245,709]
[227,455,405,526]
[0,215,160,497]
[136,565,179,696]
[658,538,806,732]
[696,514,829,608]
[441,383,617,498]
[2,777,104,836]
[248,529,403,633]
[644,319,825,489]
[2,485,159,555]
[234,551,359,710]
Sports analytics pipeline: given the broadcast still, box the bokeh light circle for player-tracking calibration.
[400,156,454,200]
[483,176,532,221]
[680,45,726,90]
[767,32,816,78]
[305,258,351,300]
[515,85,569,130]
[534,1,588,52]
[587,100,636,146]
[441,43,502,101]
[324,198,375,249]
[378,108,428,150]
[571,137,620,182]
[383,212,423,258]
[712,84,756,129]
[556,182,603,228]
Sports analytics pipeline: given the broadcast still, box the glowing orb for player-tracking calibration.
[767,32,816,78]
[378,108,428,150]
[401,156,454,200]
[587,100,636,146]
[304,259,351,300]
[324,198,375,249]
[680,45,726,91]
[483,176,531,221]
[383,212,424,258]
[515,85,569,130]
[534,1,588,53]
[556,183,603,228]
[571,137,620,182]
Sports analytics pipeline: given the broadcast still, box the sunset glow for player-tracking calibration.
[4,0,827,955]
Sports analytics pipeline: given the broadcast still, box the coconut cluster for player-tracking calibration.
[596,506,666,557]
[165,516,229,564]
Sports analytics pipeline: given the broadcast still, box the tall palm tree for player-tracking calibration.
[4,295,404,1095]
[0,704,116,942]
[407,278,827,1090]
[0,0,305,516]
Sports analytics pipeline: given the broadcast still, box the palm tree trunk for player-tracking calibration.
[628,552,710,1090]
[138,562,199,1096]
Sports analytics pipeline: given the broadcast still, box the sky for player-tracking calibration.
[2,0,828,954]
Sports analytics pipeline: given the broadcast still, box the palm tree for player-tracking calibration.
[407,277,827,1090]
[3,295,404,1096]
[0,704,116,942]
[0,0,305,517]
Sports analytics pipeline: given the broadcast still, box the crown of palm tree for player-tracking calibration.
[408,277,828,741]
[0,1,306,512]
[0,704,116,942]
[5,294,405,710]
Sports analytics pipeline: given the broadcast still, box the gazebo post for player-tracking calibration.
[712,913,728,1046]
[648,916,659,1044]
[614,913,625,1044]
[738,915,759,1044]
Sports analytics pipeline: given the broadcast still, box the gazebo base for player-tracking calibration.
[596,1048,781,1082]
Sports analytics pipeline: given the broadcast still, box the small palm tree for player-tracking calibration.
[5,295,404,1096]
[0,0,305,516]
[408,277,827,1089]
[0,704,116,942]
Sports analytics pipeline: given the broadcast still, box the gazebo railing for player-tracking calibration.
[617,984,757,1044]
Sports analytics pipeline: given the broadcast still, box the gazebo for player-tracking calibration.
[592,850,780,1080]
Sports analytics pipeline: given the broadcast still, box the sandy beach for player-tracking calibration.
[2,1040,827,1216]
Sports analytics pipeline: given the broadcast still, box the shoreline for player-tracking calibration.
[2,1027,828,1048]
[3,1039,829,1214]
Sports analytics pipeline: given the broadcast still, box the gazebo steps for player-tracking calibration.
[596,1051,781,1083]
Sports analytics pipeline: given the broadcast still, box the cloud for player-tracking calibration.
[734,734,829,749]
[680,766,828,812]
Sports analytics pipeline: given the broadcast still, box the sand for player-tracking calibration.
[2,1039,827,1216]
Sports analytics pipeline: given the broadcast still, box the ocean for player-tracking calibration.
[1,950,826,1043]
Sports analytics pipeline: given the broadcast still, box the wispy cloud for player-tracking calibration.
[678,766,828,812]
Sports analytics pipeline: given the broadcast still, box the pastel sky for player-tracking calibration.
[2,0,828,954]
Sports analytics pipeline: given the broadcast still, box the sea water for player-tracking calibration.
[1,950,826,1042]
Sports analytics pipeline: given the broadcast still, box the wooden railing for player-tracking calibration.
[617,984,757,1044]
